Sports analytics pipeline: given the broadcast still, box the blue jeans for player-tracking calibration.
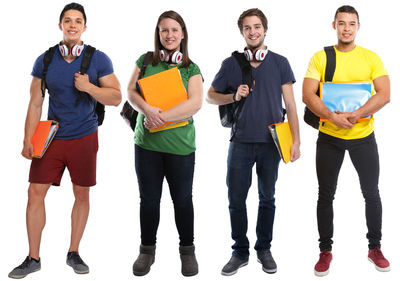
[135,145,195,246]
[226,142,281,258]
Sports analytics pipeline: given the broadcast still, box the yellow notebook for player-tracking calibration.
[268,122,293,164]
[138,67,189,133]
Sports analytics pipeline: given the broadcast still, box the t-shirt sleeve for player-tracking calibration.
[136,54,146,70]
[188,63,203,81]
[370,52,388,80]
[211,58,231,93]
[31,53,45,79]
[280,57,296,85]
[95,51,114,78]
[304,51,324,81]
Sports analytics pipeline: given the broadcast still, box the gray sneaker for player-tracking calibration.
[66,252,89,274]
[221,255,249,276]
[8,256,41,279]
[257,249,277,273]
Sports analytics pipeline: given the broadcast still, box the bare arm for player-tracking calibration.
[282,82,300,162]
[127,65,165,128]
[74,73,122,106]
[345,75,390,123]
[206,84,250,105]
[302,78,354,129]
[22,77,44,159]
[160,74,203,122]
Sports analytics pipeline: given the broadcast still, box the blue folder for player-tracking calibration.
[320,82,372,120]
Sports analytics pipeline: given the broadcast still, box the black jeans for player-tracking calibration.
[316,132,382,251]
[135,145,195,246]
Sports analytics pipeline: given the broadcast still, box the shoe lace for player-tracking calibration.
[72,253,87,266]
[373,248,384,259]
[319,251,331,264]
[17,257,32,269]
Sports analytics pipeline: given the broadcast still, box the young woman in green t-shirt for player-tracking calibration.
[127,10,203,277]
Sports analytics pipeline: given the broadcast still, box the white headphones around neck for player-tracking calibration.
[159,50,183,64]
[244,48,268,62]
[58,42,84,57]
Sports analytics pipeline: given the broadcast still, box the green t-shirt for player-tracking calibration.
[134,54,202,155]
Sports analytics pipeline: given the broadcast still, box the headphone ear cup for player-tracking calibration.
[171,51,183,64]
[254,49,267,61]
[244,49,253,61]
[159,50,169,62]
[59,44,69,56]
[72,44,84,56]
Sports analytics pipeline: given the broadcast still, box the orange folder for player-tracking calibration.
[138,67,189,132]
[31,120,59,158]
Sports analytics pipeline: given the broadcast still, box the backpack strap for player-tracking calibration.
[228,51,253,141]
[80,45,96,74]
[41,44,58,98]
[232,51,253,89]
[303,46,337,129]
[136,51,154,93]
[140,51,153,79]
[76,45,96,104]
[324,46,336,82]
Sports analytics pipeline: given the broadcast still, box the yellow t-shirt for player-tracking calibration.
[305,45,388,139]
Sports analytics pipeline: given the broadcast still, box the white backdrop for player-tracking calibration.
[1,0,399,280]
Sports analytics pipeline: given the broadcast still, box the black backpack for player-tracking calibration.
[41,44,106,125]
[120,51,154,132]
[303,46,336,129]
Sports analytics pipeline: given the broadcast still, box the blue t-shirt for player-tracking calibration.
[31,45,114,140]
[212,51,295,143]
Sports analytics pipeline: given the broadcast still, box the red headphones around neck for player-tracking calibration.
[159,50,183,64]
[244,48,268,62]
[58,42,84,57]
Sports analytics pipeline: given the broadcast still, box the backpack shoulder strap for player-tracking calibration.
[231,51,252,89]
[80,45,96,75]
[41,44,58,97]
[139,51,154,79]
[324,46,336,82]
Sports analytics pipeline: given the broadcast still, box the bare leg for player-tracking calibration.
[69,184,90,253]
[27,183,52,260]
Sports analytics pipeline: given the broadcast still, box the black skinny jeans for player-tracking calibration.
[135,145,195,246]
[316,132,382,251]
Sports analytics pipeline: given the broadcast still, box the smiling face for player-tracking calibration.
[241,15,266,50]
[158,18,184,52]
[333,12,360,47]
[58,9,86,45]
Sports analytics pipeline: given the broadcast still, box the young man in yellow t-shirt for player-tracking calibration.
[303,5,390,277]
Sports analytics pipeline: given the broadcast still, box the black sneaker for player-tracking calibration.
[257,249,277,274]
[221,255,249,276]
[8,256,41,279]
[66,252,89,274]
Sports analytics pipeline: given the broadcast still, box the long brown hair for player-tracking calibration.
[153,10,190,68]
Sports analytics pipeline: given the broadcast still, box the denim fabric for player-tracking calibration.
[135,145,195,246]
[226,142,281,258]
[316,132,382,251]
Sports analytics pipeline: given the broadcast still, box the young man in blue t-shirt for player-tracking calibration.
[9,3,121,279]
[207,8,300,276]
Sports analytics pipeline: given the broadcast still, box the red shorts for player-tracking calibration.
[29,130,98,187]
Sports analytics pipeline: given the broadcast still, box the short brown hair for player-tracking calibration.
[334,5,359,22]
[237,8,268,34]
